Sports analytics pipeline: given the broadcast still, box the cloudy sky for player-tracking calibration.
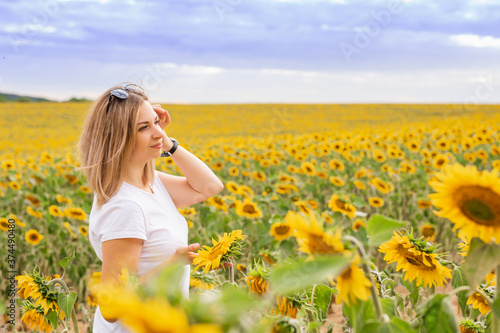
[1,0,500,103]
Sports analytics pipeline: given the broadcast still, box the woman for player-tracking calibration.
[77,83,224,332]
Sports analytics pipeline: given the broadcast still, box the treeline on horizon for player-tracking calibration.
[0,93,90,103]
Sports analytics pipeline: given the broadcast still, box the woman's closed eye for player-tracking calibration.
[139,119,160,131]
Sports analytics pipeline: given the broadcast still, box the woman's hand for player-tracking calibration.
[171,243,200,265]
[151,104,170,130]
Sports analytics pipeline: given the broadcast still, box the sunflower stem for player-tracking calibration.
[48,278,79,333]
[344,235,385,322]
[493,265,500,333]
[228,258,234,284]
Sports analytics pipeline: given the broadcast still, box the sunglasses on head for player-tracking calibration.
[105,84,146,114]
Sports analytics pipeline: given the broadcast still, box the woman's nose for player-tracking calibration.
[153,126,164,138]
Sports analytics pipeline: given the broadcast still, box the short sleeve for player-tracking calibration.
[94,200,147,243]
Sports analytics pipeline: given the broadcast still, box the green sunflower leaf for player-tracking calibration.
[451,266,470,317]
[310,283,334,321]
[59,248,75,271]
[462,238,500,290]
[366,214,407,247]
[415,294,459,333]
[57,291,77,319]
[269,255,351,295]
[45,309,58,328]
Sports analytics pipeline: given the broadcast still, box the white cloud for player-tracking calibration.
[450,34,500,48]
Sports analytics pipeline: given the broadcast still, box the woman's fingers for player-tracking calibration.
[152,105,170,125]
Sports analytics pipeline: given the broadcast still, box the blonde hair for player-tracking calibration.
[77,84,155,208]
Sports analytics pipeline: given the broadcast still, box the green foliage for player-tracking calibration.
[269,255,351,295]
[463,238,500,290]
[366,214,407,247]
[415,294,459,333]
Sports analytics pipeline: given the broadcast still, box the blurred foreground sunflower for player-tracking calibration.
[428,163,500,244]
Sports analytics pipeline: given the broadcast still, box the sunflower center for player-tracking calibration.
[308,234,336,254]
[457,186,500,226]
[275,225,290,235]
[243,204,256,214]
[397,245,436,270]
[464,200,494,222]
[30,234,39,241]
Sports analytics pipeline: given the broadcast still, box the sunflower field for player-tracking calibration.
[1,101,500,332]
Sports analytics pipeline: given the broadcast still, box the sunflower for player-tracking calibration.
[64,222,76,239]
[17,271,64,319]
[269,296,301,319]
[26,206,43,219]
[432,154,449,169]
[226,180,240,194]
[467,290,491,316]
[459,319,485,333]
[79,185,92,194]
[370,178,392,194]
[25,195,41,207]
[1,160,15,170]
[64,207,87,221]
[428,163,500,244]
[294,200,312,215]
[301,162,315,176]
[353,219,366,231]
[235,200,263,219]
[368,197,384,208]
[269,222,293,241]
[206,196,228,212]
[353,180,366,190]
[253,171,266,182]
[379,231,452,287]
[246,275,269,296]
[417,200,432,209]
[321,212,333,224]
[328,194,356,219]
[239,185,255,198]
[406,140,420,153]
[21,305,54,333]
[48,205,65,217]
[178,207,197,217]
[79,225,89,237]
[64,174,79,185]
[211,162,223,171]
[87,292,98,307]
[260,159,271,168]
[193,230,246,273]
[329,159,345,171]
[315,171,328,180]
[373,149,387,162]
[56,194,72,205]
[237,264,246,272]
[330,176,345,187]
[276,184,299,194]
[0,218,10,231]
[190,271,216,290]
[285,211,345,255]
[336,255,372,305]
[421,224,435,240]
[229,167,239,176]
[120,297,193,333]
[355,168,368,178]
[9,181,21,191]
[16,275,42,300]
[25,229,44,245]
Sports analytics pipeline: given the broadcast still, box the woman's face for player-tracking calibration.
[129,101,164,164]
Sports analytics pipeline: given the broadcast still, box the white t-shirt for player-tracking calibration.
[88,170,190,332]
